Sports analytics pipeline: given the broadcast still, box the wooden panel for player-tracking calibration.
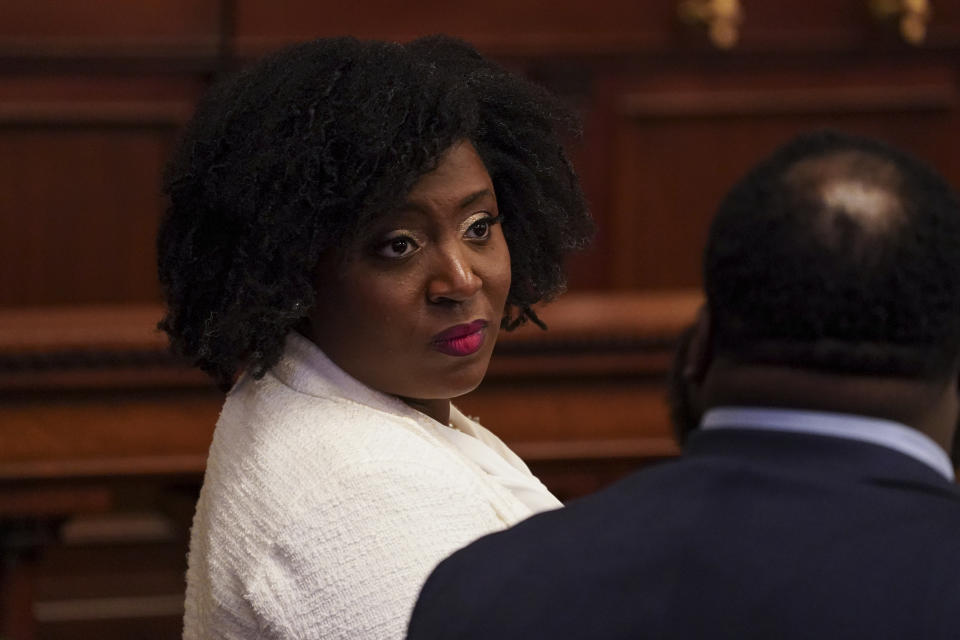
[0,76,205,105]
[0,305,168,353]
[33,542,187,640]
[1,553,37,640]
[234,0,683,57]
[0,390,219,480]
[738,0,960,50]
[0,77,203,309]
[0,3,957,634]
[0,291,700,384]
[0,292,698,480]
[0,380,679,500]
[0,0,220,59]
[459,382,679,455]
[233,0,960,58]
[0,129,173,306]
[4,0,959,63]
[602,60,960,289]
[0,486,112,518]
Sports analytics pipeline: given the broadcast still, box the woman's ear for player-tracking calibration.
[683,306,714,385]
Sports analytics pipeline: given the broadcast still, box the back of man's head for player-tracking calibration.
[705,130,960,380]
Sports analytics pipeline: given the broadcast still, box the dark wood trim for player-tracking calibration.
[0,456,208,483]
[1,551,38,640]
[619,83,958,119]
[0,102,194,127]
[511,436,679,461]
[0,38,219,61]
[0,367,208,392]
[0,306,168,353]
[0,291,702,390]
[233,34,680,60]
[738,28,960,53]
[0,486,113,517]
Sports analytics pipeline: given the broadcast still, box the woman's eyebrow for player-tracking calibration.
[458,188,495,209]
[399,188,495,214]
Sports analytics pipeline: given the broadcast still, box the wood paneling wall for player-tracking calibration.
[3,0,960,636]
[3,0,960,301]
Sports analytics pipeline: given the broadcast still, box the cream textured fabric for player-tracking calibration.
[183,332,560,639]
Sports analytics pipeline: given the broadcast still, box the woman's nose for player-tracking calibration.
[427,243,482,304]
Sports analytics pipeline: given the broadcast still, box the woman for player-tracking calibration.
[158,35,592,639]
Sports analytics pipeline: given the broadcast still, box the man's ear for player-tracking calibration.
[683,306,714,385]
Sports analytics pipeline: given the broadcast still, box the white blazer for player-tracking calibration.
[183,331,559,639]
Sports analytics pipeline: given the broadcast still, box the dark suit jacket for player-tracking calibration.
[408,428,960,639]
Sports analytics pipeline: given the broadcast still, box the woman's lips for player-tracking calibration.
[431,320,488,357]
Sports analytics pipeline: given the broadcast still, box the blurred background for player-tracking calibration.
[1,0,959,637]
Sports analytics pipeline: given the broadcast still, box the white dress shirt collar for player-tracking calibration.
[701,406,955,481]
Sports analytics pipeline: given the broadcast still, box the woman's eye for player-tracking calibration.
[465,216,495,240]
[375,236,418,259]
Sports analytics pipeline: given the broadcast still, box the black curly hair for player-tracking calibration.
[158,35,593,390]
[705,130,960,378]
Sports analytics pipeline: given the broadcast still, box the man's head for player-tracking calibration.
[675,131,960,451]
[705,131,960,380]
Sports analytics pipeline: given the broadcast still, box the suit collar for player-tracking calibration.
[685,427,960,498]
[701,407,954,481]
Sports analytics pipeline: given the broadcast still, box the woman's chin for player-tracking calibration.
[444,360,494,398]
[409,370,489,402]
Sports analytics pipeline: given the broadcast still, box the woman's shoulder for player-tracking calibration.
[187,380,534,637]
[193,379,513,577]
[208,372,498,507]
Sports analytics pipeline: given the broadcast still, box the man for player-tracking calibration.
[407,131,960,639]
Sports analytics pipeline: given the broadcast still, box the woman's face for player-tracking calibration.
[307,140,511,408]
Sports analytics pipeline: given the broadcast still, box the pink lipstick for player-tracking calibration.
[431,320,488,357]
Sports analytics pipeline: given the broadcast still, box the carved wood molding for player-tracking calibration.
[0,291,702,390]
[0,102,194,127]
[234,34,676,61]
[0,455,210,482]
[0,37,219,59]
[0,305,167,352]
[0,304,191,390]
[0,38,223,74]
[619,83,958,119]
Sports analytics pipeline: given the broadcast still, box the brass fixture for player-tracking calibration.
[678,0,744,50]
[870,0,932,45]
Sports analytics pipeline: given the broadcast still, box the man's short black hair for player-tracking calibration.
[157,35,593,389]
[705,130,960,378]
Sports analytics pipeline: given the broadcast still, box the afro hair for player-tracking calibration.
[158,35,593,389]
